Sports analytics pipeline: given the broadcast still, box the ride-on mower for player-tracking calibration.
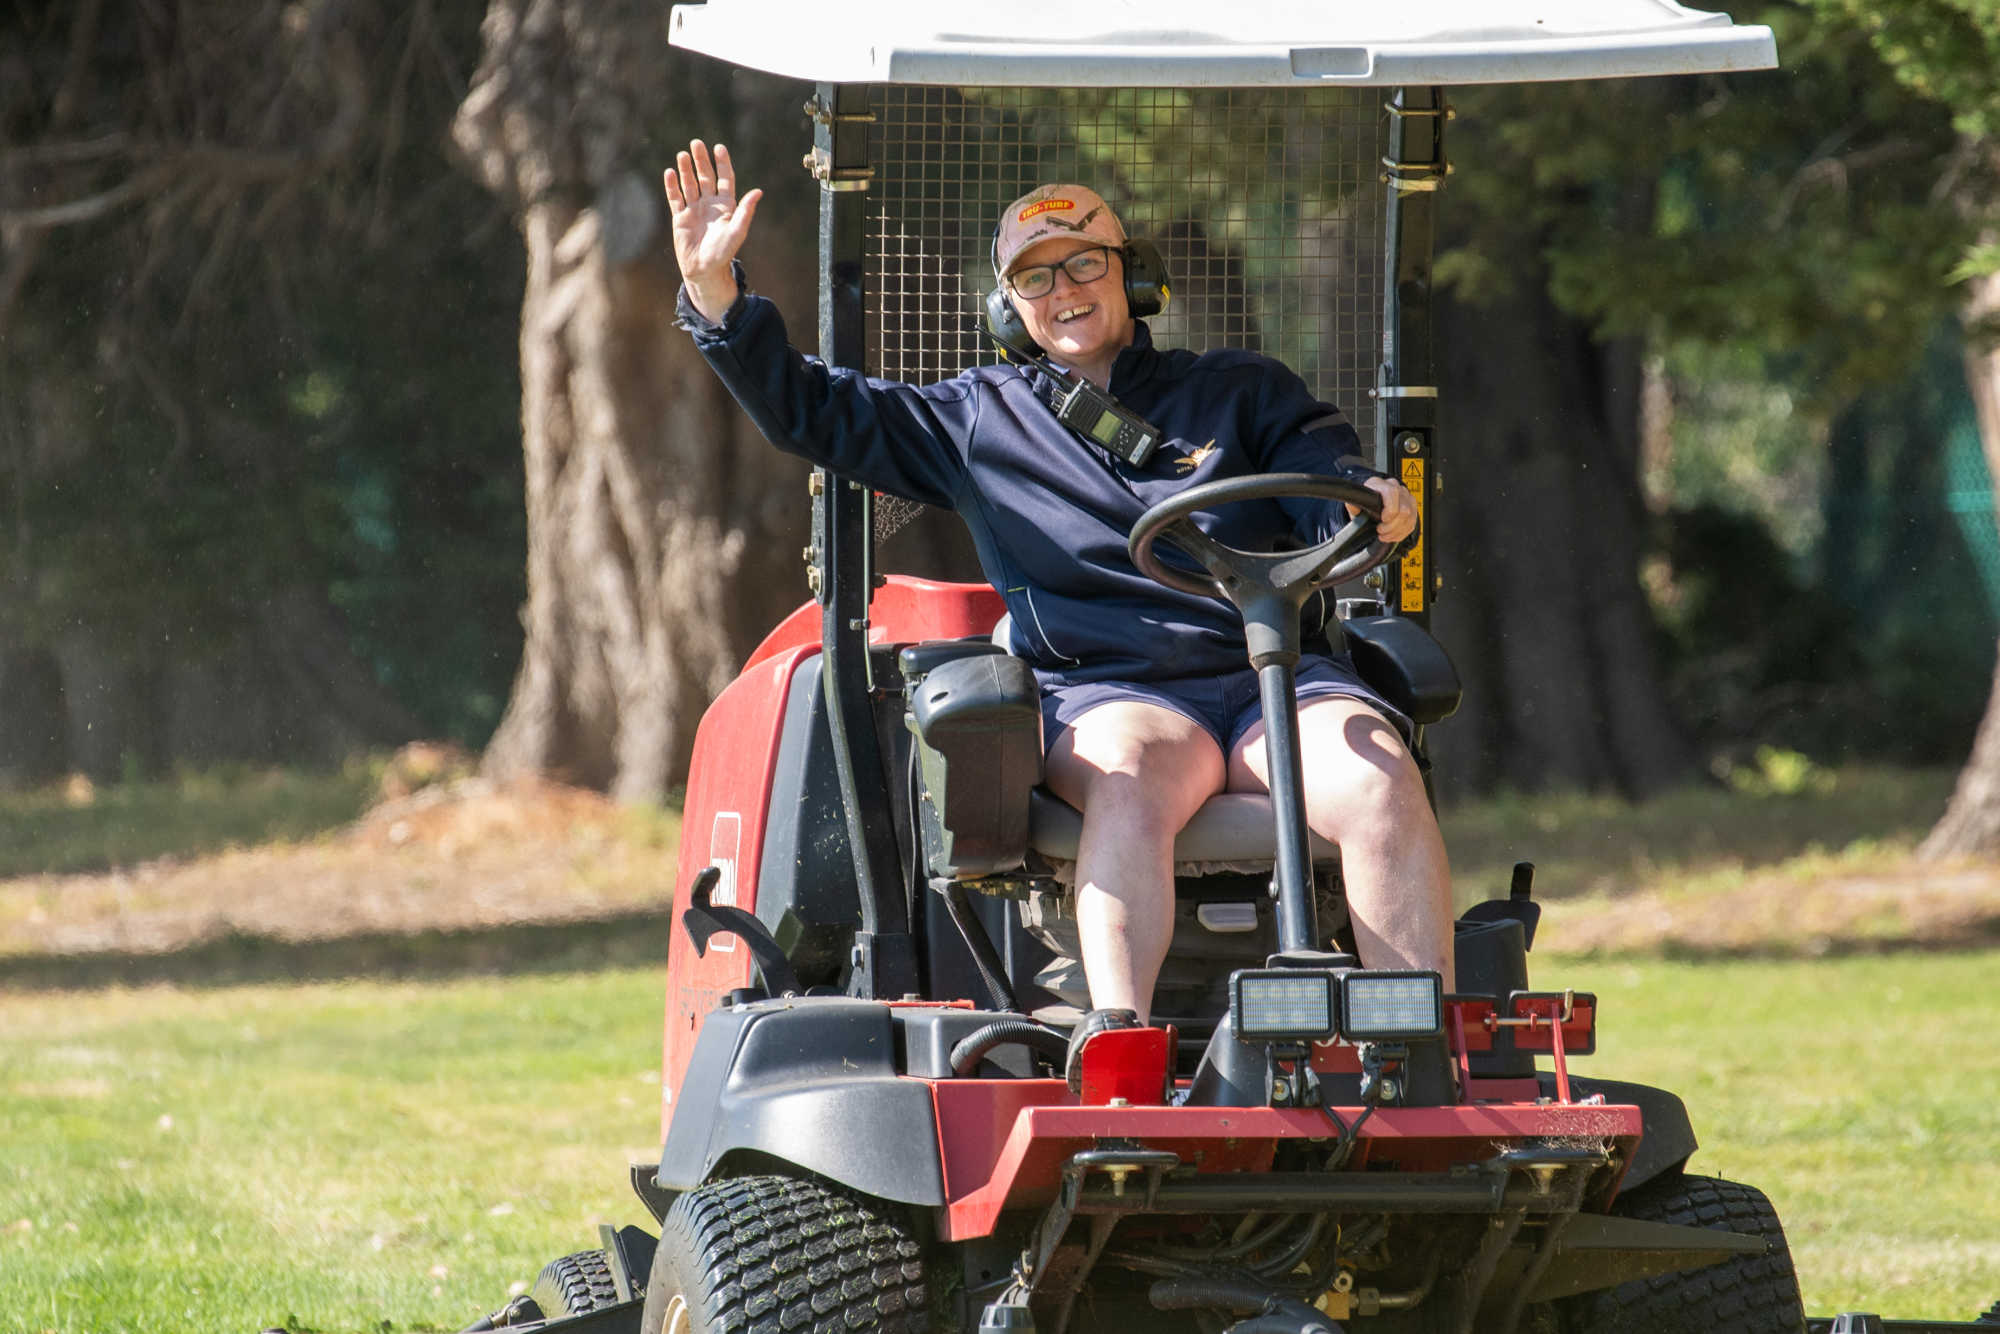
[461,5,1998,1333]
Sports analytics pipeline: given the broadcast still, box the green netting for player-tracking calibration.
[1943,417,2000,616]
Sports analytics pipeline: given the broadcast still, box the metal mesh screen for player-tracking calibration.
[865,86,1388,439]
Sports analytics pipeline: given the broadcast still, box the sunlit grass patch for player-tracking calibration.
[1578,952,1999,1321]
[0,763,380,878]
[4,955,1995,1330]
[0,971,667,1334]
[1441,764,1959,906]
[0,775,681,970]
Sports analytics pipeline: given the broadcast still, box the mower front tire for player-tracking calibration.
[1558,1171,1806,1334]
[530,1247,623,1318]
[639,1174,929,1334]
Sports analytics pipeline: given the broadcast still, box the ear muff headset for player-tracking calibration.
[984,238,1172,361]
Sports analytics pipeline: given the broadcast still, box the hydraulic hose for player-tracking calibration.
[1250,1214,1327,1280]
[1149,1281,1344,1334]
[1149,1277,1280,1313]
[949,1021,1070,1076]
[1154,1212,1296,1263]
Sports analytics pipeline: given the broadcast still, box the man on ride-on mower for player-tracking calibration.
[666,139,1454,1078]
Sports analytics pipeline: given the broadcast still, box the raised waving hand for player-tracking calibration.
[664,139,763,323]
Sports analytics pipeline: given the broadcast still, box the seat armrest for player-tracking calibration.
[898,638,1005,682]
[907,652,1042,878]
[1340,615,1462,725]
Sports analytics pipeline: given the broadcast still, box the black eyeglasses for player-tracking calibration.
[1007,246,1115,300]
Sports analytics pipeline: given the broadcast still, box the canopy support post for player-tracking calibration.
[1378,85,1446,633]
[810,81,918,1001]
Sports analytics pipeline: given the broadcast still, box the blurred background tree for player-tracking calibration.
[1,1,1994,816]
[0,0,526,780]
[1430,3,1996,803]
[1785,0,2000,856]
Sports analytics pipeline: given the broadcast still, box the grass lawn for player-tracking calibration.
[4,953,1995,1333]
[0,968,669,1334]
[1581,951,1999,1322]
[0,766,379,879]
[1440,765,1963,905]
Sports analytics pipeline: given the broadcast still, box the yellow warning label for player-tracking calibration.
[1398,457,1426,614]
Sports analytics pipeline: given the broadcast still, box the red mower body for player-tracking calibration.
[643,574,1744,1334]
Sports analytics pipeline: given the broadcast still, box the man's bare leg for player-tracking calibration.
[1045,702,1226,1022]
[1230,697,1454,980]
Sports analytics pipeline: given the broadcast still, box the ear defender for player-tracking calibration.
[984,285,1041,361]
[1121,239,1170,318]
[984,240,1174,361]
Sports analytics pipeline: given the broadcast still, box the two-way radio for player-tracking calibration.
[985,322,1163,469]
[984,233,1170,469]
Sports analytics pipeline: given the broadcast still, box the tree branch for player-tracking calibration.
[0,134,132,168]
[0,168,171,228]
[1769,129,1926,229]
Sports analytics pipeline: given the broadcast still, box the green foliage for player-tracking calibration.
[1802,0,2000,141]
[1720,746,1839,797]
[1447,8,1973,407]
[1438,6,2000,772]
[0,3,528,747]
[1651,340,1827,552]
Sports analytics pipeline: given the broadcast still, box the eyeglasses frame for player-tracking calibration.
[1006,245,1120,301]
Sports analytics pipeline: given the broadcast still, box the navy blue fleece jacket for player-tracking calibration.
[679,274,1383,685]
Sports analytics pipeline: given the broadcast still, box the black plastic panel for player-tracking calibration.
[753,647,916,989]
[1557,1075,1699,1193]
[907,652,1043,877]
[1452,916,1535,1078]
[657,998,947,1207]
[894,1004,1041,1079]
[1341,614,1462,724]
[755,657,861,988]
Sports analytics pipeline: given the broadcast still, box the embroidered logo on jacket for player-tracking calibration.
[1175,440,1218,474]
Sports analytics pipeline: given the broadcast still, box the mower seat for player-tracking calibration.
[1021,786,1349,1023]
[901,636,1353,1022]
[1026,787,1335,874]
[904,612,1461,882]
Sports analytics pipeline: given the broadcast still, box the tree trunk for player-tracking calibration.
[0,647,68,785]
[1920,263,2000,857]
[452,2,978,801]
[1433,223,1697,799]
[450,2,785,801]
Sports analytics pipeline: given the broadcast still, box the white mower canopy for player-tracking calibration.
[668,0,1777,87]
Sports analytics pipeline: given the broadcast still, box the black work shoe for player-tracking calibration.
[1066,1007,1141,1093]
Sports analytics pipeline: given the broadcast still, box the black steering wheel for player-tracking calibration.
[1127,473,1400,667]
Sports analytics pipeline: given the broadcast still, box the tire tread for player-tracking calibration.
[1562,1172,1806,1334]
[532,1247,622,1317]
[645,1174,928,1333]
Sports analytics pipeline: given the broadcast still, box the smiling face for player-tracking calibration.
[1006,236,1135,384]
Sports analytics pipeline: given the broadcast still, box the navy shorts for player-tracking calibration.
[1039,653,1412,755]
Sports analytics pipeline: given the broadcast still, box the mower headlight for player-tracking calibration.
[1341,971,1444,1040]
[1232,969,1337,1042]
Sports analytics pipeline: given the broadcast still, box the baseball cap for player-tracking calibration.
[993,184,1127,281]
